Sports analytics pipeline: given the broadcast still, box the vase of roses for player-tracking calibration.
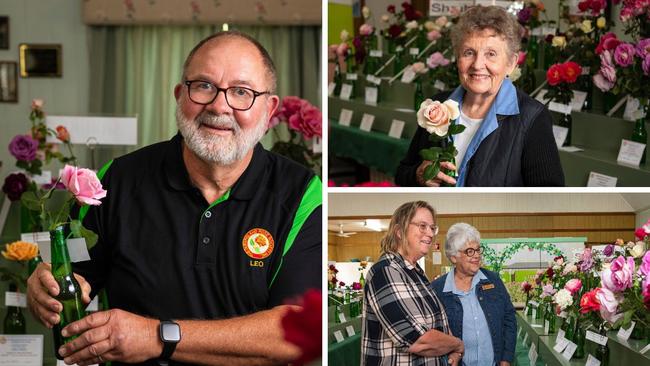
[415,99,463,186]
[546,61,582,146]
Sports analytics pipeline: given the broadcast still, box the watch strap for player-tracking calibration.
[159,319,180,363]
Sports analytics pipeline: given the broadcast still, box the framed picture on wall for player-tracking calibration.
[0,61,18,102]
[19,43,62,77]
[0,16,8,49]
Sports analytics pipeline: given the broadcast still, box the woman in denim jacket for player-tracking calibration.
[430,223,516,366]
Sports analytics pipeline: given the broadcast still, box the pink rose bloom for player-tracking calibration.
[31,98,44,110]
[600,50,614,68]
[636,38,650,58]
[614,43,636,67]
[359,24,374,36]
[596,287,622,323]
[593,73,614,92]
[60,165,107,206]
[517,51,527,66]
[427,30,442,41]
[427,52,450,69]
[601,256,635,292]
[277,96,306,121]
[336,43,349,57]
[541,284,557,298]
[640,250,650,276]
[564,278,582,295]
[328,44,338,59]
[643,54,650,75]
[288,103,322,139]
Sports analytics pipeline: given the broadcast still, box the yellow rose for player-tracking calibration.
[362,6,370,19]
[2,241,39,261]
[552,36,566,49]
[340,29,349,42]
[597,17,606,29]
[630,241,645,258]
[417,99,460,136]
[424,21,436,31]
[580,20,593,33]
[509,66,522,82]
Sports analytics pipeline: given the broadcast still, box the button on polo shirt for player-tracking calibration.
[74,133,322,326]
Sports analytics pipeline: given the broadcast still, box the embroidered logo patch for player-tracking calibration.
[242,228,274,259]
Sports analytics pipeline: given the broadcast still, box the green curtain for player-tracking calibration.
[87,25,321,164]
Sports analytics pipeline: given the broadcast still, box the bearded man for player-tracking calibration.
[27,31,322,366]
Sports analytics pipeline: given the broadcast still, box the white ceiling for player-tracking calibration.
[328,192,650,233]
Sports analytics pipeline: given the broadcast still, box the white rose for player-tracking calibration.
[406,20,418,30]
[630,241,645,258]
[381,14,390,23]
[416,99,460,137]
[362,6,370,19]
[424,21,436,31]
[562,263,577,275]
[553,289,573,310]
[580,20,593,33]
[509,66,522,82]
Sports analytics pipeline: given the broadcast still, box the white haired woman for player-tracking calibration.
[362,201,464,365]
[430,223,516,366]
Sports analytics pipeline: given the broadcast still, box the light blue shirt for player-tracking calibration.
[447,78,520,187]
[443,269,495,366]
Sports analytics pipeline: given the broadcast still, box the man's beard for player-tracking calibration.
[176,105,268,165]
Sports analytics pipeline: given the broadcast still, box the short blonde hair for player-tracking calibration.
[451,5,521,59]
[381,201,436,255]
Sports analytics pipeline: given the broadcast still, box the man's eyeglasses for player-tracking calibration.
[462,247,482,257]
[184,80,269,111]
[409,222,439,235]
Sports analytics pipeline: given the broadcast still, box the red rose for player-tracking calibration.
[561,61,582,83]
[546,266,554,280]
[281,289,321,365]
[596,32,620,54]
[55,125,70,143]
[547,64,563,85]
[388,24,403,38]
[578,0,590,12]
[580,288,601,313]
[387,4,396,13]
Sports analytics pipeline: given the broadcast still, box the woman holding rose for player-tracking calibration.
[395,5,563,187]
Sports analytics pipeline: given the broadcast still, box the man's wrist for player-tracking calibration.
[149,318,164,360]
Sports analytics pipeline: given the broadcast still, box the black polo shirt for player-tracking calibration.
[74,134,322,325]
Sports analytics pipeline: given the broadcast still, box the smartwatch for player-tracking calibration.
[158,319,181,365]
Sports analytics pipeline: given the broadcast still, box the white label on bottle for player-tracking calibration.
[529,301,539,307]
[586,354,601,366]
[617,139,646,167]
[554,337,569,353]
[5,291,27,308]
[346,325,356,337]
[617,321,635,341]
[333,330,345,343]
[328,82,336,96]
[587,172,618,187]
[544,320,550,335]
[370,50,383,58]
[586,330,608,346]
[434,80,446,90]
[338,313,347,323]
[360,114,375,132]
[388,120,406,139]
[562,341,578,360]
[623,97,643,121]
[552,125,569,148]
[409,47,419,55]
[365,87,378,105]
[340,84,353,100]
[30,171,52,185]
[366,75,382,85]
[346,73,358,80]
[312,136,322,153]
[86,296,99,312]
[531,308,537,319]
[558,311,568,319]
[582,67,591,75]
[339,109,353,126]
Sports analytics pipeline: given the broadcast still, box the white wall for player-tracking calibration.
[0,0,89,180]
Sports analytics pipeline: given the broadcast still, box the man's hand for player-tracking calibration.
[26,263,91,328]
[57,309,162,366]
[447,351,463,366]
[416,161,457,187]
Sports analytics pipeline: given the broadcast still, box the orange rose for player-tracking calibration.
[56,125,70,142]
[416,99,460,136]
[2,241,39,261]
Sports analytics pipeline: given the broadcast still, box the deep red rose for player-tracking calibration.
[282,289,321,365]
[2,173,29,201]
[546,266,554,279]
[387,4,396,13]
[596,32,621,54]
[388,24,403,38]
[578,0,590,12]
[546,64,563,86]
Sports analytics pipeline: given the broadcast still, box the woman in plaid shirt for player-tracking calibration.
[361,201,464,365]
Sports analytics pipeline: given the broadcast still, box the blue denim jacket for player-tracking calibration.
[430,269,516,364]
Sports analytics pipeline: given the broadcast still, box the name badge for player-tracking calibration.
[481,284,495,290]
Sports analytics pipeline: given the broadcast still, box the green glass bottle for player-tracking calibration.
[527,37,538,70]
[50,225,86,360]
[333,63,342,96]
[544,303,556,333]
[344,287,350,304]
[573,322,586,359]
[559,113,572,146]
[28,254,43,276]
[631,104,648,165]
[414,78,424,111]
[394,46,404,76]
[3,284,26,334]
[359,272,365,288]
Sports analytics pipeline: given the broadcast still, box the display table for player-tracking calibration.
[517,311,650,365]
[328,333,361,366]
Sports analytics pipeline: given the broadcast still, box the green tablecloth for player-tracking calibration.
[330,121,410,175]
[328,333,361,366]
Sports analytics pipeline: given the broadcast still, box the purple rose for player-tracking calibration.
[643,54,650,76]
[614,43,636,67]
[518,7,532,24]
[1,173,29,201]
[603,244,614,256]
[8,135,39,162]
[636,38,650,58]
[601,256,635,292]
[640,250,650,277]
[579,247,594,272]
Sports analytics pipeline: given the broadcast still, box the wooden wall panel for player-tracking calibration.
[329,212,637,280]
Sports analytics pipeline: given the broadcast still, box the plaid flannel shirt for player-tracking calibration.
[361,252,451,366]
